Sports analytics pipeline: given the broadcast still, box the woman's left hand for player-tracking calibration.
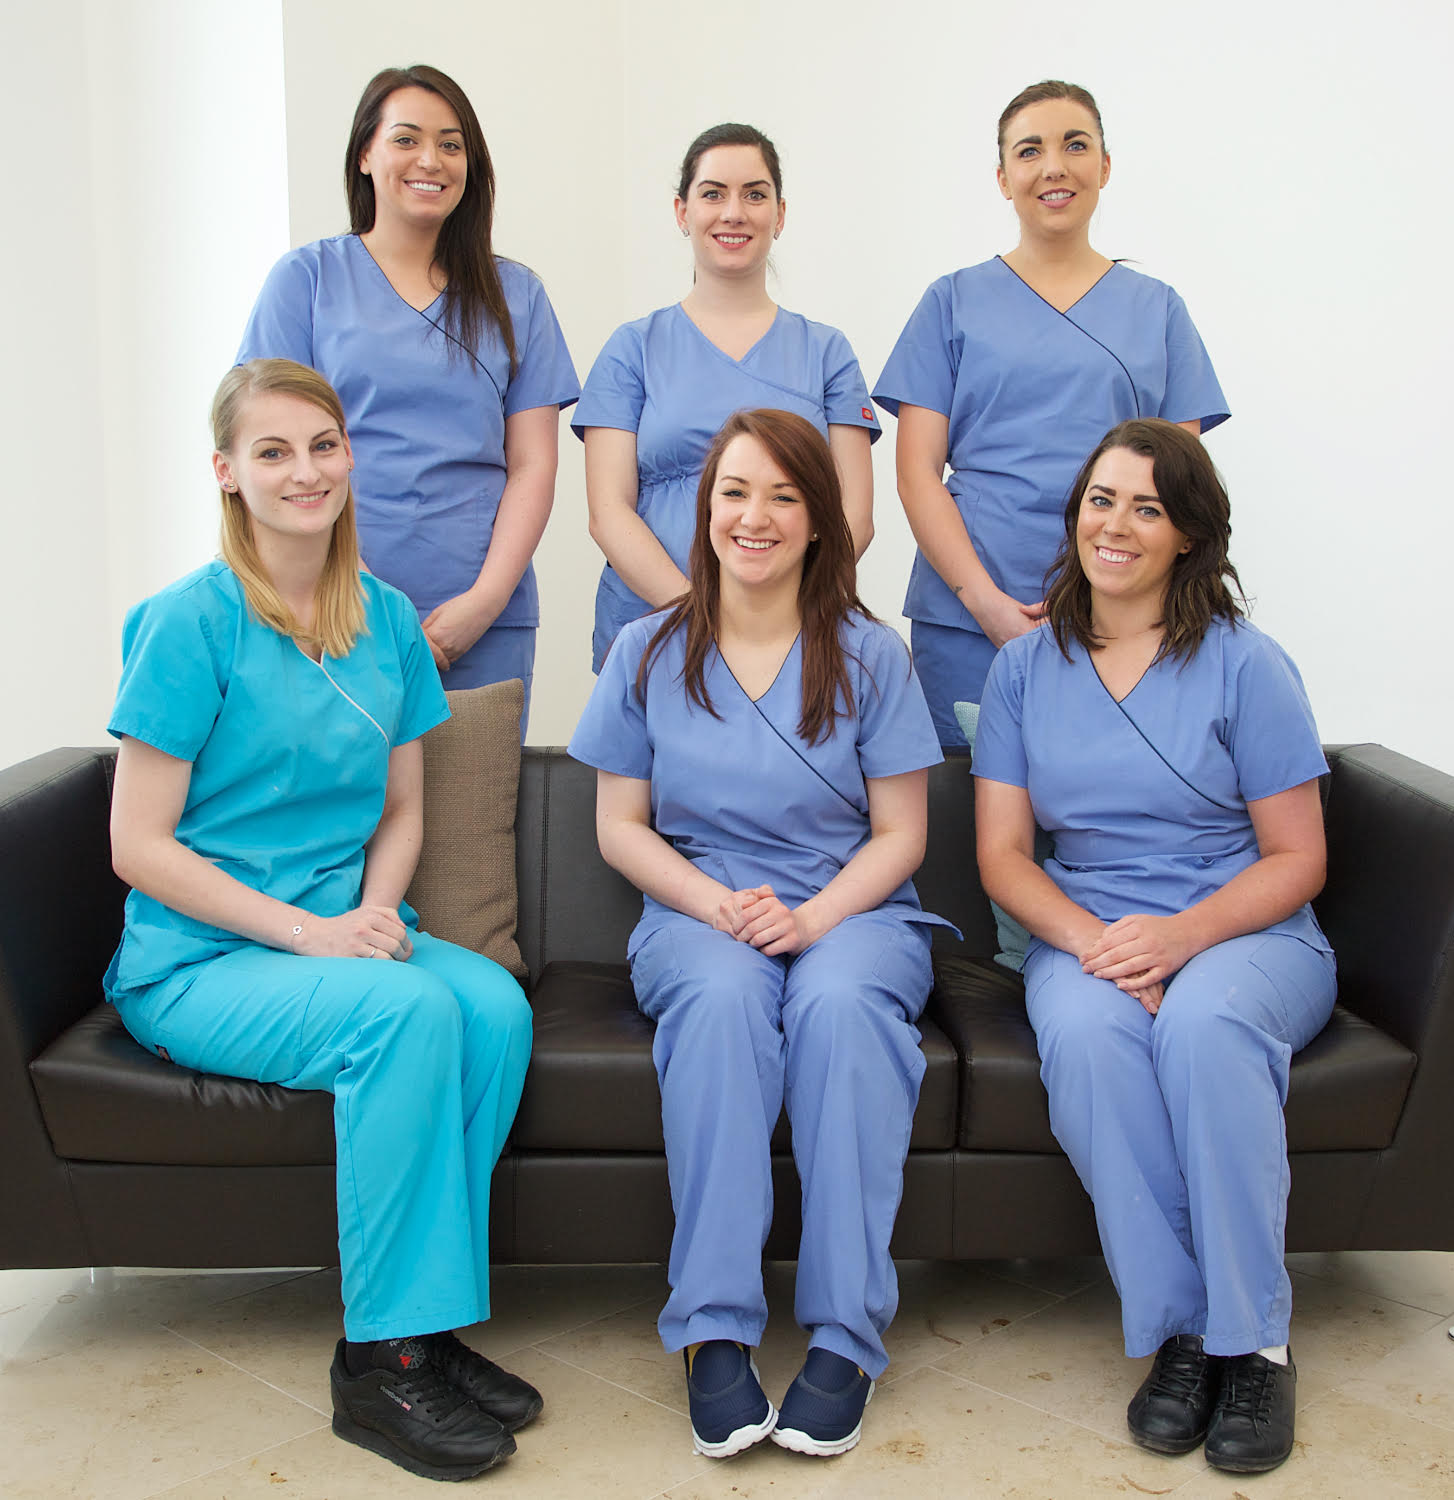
[737,886,815,956]
[1081,912,1198,989]
[422,590,493,667]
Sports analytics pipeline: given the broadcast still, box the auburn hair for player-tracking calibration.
[996,79,1107,164]
[1044,418,1245,664]
[213,360,366,658]
[636,409,872,745]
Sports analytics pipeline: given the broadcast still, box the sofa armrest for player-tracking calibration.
[0,747,124,1265]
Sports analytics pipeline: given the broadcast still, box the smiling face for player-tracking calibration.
[1075,446,1191,607]
[213,392,353,550]
[357,86,467,232]
[997,97,1109,237]
[675,145,785,278]
[707,432,812,594]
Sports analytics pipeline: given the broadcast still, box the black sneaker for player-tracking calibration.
[1126,1334,1219,1455]
[329,1336,516,1481]
[772,1347,875,1457]
[684,1340,777,1458]
[1205,1349,1297,1473]
[430,1330,544,1431]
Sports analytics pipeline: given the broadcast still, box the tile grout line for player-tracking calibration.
[136,1425,330,1500]
[526,1343,692,1420]
[162,1326,332,1417]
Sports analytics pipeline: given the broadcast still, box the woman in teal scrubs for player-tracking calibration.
[105,360,535,1484]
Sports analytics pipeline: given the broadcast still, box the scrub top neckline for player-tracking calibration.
[675,302,782,367]
[715,629,801,704]
[353,233,445,316]
[1088,644,1156,706]
[994,254,1119,317]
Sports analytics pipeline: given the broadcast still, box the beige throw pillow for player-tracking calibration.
[406,679,526,979]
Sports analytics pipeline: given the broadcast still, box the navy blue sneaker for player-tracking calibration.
[684,1340,777,1458]
[772,1347,874,1456]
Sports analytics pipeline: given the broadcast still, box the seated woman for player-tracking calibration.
[104,359,537,1483]
[973,418,1335,1475]
[569,409,951,1459]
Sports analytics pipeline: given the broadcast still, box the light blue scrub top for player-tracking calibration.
[572,304,880,670]
[568,611,952,958]
[238,236,580,668]
[874,258,1229,632]
[103,561,449,999]
[972,617,1332,958]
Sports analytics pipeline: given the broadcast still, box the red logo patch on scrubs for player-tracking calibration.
[861,407,873,421]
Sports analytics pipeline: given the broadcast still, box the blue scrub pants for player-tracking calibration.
[630,910,933,1379]
[1024,933,1336,1357]
[909,621,1000,752]
[440,624,535,740]
[113,931,532,1341]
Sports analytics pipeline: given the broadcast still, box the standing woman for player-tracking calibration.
[974,420,1335,1475]
[575,123,879,672]
[239,64,579,727]
[106,360,538,1482]
[570,410,951,1458]
[876,80,1229,747]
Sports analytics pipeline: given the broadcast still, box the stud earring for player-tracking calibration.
[681,227,689,238]
[774,230,781,240]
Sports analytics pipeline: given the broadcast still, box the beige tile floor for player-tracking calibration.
[2,1251,1451,1498]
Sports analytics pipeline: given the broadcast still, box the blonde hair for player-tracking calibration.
[212,359,367,658]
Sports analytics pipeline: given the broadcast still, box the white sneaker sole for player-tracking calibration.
[690,1355,777,1459]
[771,1379,875,1457]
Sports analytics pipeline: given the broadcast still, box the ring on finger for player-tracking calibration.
[367,944,377,957]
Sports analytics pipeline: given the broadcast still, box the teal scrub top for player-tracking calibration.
[103,561,449,999]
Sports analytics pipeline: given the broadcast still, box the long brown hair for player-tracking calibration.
[636,410,871,745]
[213,360,366,658]
[996,80,1106,163]
[1044,418,1244,664]
[344,64,518,374]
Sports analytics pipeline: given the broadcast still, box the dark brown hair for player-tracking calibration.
[677,123,783,200]
[1044,418,1244,663]
[637,409,871,745]
[997,80,1106,164]
[345,64,518,373]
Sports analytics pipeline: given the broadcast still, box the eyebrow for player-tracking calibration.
[719,472,798,488]
[696,178,772,190]
[1088,483,1160,503]
[386,121,462,135]
[251,428,342,447]
[1010,127,1092,150]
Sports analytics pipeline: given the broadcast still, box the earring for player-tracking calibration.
[774,230,781,240]
[811,532,819,541]
[681,227,689,238]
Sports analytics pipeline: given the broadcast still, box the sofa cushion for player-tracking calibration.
[407,679,526,978]
[30,1004,335,1165]
[513,960,960,1152]
[930,955,1417,1154]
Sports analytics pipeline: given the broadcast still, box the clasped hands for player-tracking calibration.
[713,884,816,957]
[1079,913,1198,1018]
[292,905,414,962]
[422,589,494,673]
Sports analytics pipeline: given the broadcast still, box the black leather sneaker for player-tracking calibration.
[1126,1334,1219,1454]
[329,1336,516,1481]
[1205,1349,1297,1473]
[430,1329,544,1431]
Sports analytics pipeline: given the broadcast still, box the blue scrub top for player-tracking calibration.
[973,617,1331,957]
[103,560,450,999]
[238,235,580,636]
[572,304,880,669]
[568,611,951,957]
[874,258,1229,632]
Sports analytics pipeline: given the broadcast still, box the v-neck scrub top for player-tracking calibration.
[103,560,449,1000]
[238,235,580,680]
[572,304,879,670]
[568,611,950,955]
[874,258,1229,633]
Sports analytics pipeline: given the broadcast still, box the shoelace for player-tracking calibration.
[389,1358,475,1425]
[1148,1344,1209,1403]
[1217,1358,1275,1427]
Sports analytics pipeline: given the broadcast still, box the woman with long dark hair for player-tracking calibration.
[574,122,879,672]
[570,409,950,1461]
[974,419,1335,1475]
[105,360,538,1482]
[240,64,578,727]
[877,80,1228,748]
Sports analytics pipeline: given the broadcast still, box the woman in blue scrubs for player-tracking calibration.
[239,64,579,728]
[876,80,1229,747]
[570,410,950,1459]
[575,123,879,671]
[974,419,1335,1476]
[106,360,537,1483]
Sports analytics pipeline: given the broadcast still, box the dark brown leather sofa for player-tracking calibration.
[4,742,1453,1274]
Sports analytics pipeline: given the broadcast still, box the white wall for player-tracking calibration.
[6,0,1451,773]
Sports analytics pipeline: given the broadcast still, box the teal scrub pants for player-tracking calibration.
[114,930,532,1341]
